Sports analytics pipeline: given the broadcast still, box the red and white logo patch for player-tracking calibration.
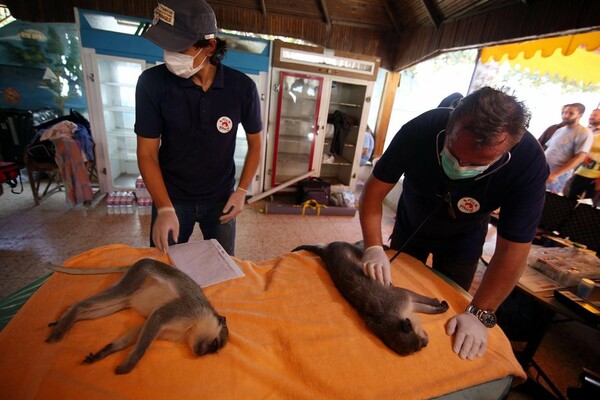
[457,197,480,214]
[216,116,233,134]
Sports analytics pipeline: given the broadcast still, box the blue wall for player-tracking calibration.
[78,9,270,75]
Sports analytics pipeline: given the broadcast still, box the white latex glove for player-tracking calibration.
[219,189,246,223]
[445,312,488,360]
[361,245,392,285]
[153,207,179,254]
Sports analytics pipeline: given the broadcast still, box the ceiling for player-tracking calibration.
[4,0,600,71]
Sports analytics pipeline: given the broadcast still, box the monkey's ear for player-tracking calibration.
[217,315,227,324]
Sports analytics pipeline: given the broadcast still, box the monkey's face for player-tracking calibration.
[391,317,429,355]
[374,317,429,356]
[191,315,229,356]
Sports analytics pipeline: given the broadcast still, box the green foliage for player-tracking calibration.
[502,67,599,94]
[404,49,478,77]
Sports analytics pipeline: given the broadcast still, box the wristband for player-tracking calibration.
[236,187,248,193]
[157,206,176,214]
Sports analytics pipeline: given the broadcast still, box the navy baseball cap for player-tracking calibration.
[143,0,218,52]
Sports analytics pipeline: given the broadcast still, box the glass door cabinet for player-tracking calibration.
[271,71,323,186]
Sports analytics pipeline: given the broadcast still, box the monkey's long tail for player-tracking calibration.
[46,263,129,275]
[291,244,325,259]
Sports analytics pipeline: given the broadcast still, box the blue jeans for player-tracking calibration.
[546,171,572,194]
[150,199,236,256]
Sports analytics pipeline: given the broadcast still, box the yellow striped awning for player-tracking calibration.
[480,30,600,85]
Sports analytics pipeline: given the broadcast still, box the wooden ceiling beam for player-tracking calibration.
[318,0,332,27]
[380,0,403,36]
[420,0,442,29]
[258,0,266,16]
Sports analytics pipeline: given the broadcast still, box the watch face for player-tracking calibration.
[467,305,497,328]
[480,312,497,328]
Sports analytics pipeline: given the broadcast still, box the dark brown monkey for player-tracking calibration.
[46,258,228,374]
[293,241,449,355]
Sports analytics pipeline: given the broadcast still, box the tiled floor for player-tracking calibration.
[1,178,599,399]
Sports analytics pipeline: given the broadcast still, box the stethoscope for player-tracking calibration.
[388,130,512,263]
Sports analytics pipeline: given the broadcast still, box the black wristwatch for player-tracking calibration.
[466,305,497,328]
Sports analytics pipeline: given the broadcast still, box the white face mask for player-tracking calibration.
[163,48,208,79]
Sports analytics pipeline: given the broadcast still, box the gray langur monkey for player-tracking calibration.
[292,241,449,355]
[46,258,229,374]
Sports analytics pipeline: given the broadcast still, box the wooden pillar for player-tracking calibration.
[373,71,401,158]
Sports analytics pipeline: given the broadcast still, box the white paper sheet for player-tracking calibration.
[168,239,244,287]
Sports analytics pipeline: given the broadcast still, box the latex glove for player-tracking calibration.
[446,312,488,360]
[152,207,179,254]
[219,189,246,223]
[361,245,392,285]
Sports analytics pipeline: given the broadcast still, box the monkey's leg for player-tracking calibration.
[115,303,180,374]
[83,324,143,364]
[46,289,133,343]
[396,288,449,314]
[47,266,152,343]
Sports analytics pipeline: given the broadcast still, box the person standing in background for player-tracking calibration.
[538,104,567,149]
[566,108,600,203]
[135,0,263,255]
[360,126,375,166]
[544,103,592,194]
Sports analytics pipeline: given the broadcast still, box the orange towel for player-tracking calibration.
[0,244,525,399]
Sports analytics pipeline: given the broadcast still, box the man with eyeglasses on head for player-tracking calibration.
[359,87,548,360]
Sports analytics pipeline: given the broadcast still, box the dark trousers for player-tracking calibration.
[150,199,236,256]
[390,238,479,291]
[566,174,597,200]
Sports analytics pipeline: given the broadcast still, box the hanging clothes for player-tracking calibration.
[327,110,354,156]
[52,136,94,207]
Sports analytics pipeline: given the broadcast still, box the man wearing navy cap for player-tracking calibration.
[135,0,263,255]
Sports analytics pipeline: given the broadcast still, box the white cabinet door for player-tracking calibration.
[82,49,146,192]
[318,78,373,190]
[97,55,145,190]
[265,70,324,190]
[234,71,268,195]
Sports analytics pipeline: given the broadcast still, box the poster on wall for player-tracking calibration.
[0,21,87,117]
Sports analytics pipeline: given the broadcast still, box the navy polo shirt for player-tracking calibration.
[374,108,548,261]
[135,63,262,202]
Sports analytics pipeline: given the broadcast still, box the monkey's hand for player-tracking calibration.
[46,323,67,343]
[82,343,114,364]
[153,207,179,253]
[445,312,488,360]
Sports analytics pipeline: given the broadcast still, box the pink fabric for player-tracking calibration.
[52,136,93,207]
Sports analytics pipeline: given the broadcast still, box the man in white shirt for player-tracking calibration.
[566,108,600,203]
[544,103,593,193]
